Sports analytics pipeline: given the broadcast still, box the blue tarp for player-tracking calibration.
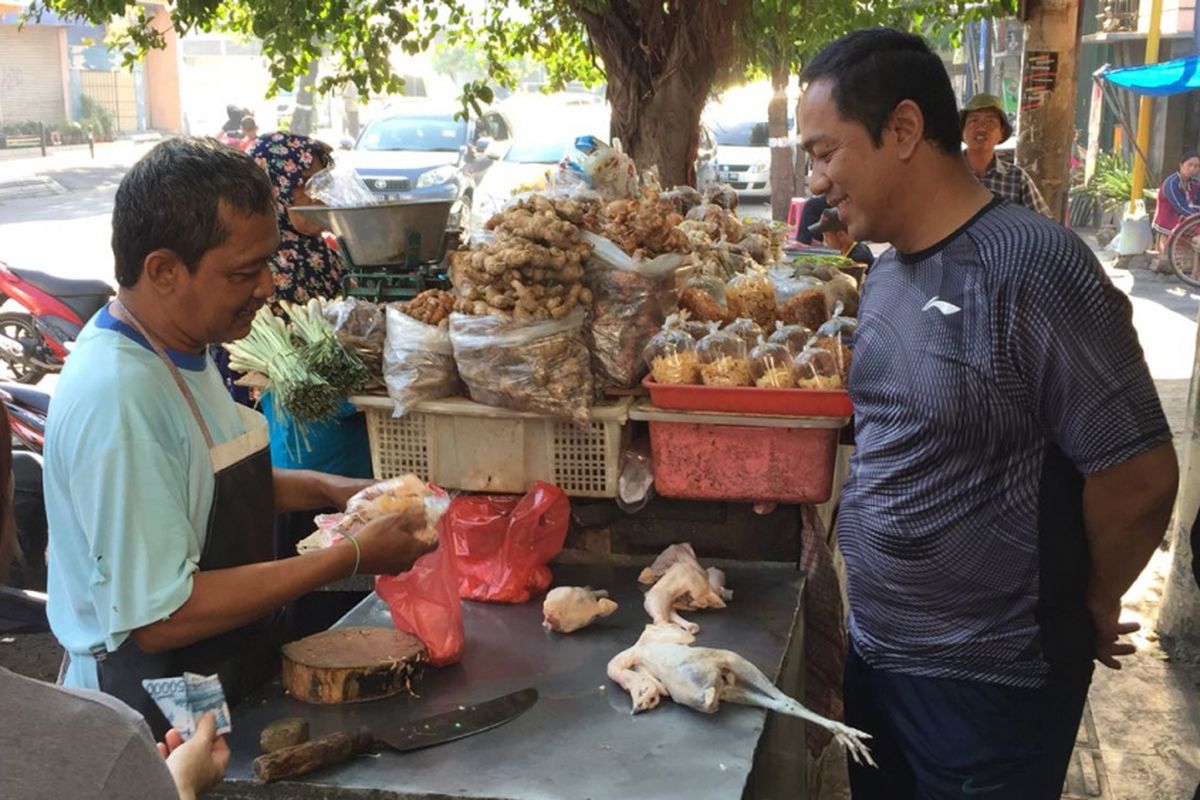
[1102,56,1200,97]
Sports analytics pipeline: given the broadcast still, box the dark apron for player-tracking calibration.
[95,300,282,739]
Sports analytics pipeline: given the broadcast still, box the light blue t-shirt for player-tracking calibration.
[45,306,247,690]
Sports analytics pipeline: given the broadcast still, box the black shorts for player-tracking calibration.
[844,641,1091,800]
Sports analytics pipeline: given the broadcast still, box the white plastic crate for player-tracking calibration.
[352,396,633,498]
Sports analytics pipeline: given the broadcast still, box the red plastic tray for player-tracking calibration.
[642,376,853,417]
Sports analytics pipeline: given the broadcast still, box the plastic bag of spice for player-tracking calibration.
[384,304,461,417]
[583,242,681,391]
[449,310,593,422]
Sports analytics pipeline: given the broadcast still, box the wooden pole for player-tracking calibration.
[1128,0,1165,212]
[1015,0,1084,222]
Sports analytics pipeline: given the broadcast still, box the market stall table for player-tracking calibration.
[213,563,807,800]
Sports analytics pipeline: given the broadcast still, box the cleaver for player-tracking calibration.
[253,687,538,784]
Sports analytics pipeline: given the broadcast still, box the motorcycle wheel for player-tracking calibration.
[0,312,47,384]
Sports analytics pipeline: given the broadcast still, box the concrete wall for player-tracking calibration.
[0,24,68,126]
[143,6,182,132]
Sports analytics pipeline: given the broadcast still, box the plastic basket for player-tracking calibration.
[629,401,848,504]
[642,376,853,417]
[352,396,632,498]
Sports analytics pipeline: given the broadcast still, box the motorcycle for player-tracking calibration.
[0,261,113,383]
[0,382,49,628]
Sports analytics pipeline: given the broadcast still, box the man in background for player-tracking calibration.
[961,92,1054,219]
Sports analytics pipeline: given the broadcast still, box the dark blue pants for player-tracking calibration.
[844,642,1091,800]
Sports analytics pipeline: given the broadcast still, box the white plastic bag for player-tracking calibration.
[384,304,460,417]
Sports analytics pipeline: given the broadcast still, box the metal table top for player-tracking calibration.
[217,562,804,800]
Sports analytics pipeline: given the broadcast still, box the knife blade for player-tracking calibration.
[253,687,538,784]
[377,687,538,752]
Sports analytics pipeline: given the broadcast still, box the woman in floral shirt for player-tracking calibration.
[250,133,344,307]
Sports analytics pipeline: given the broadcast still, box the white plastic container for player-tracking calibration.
[352,395,632,498]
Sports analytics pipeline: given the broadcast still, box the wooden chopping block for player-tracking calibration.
[281,627,426,704]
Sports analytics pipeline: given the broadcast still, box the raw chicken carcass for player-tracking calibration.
[607,625,875,766]
[542,587,618,633]
[638,543,702,585]
[643,561,727,633]
[706,567,733,602]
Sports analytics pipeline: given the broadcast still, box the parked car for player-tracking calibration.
[339,99,514,239]
[706,116,792,201]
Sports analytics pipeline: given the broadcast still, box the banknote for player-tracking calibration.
[142,673,232,741]
[183,672,233,737]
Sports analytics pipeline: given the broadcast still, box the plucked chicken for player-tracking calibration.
[643,561,727,633]
[607,625,875,766]
[638,542,702,585]
[542,587,618,633]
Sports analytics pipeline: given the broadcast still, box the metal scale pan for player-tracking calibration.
[291,196,454,301]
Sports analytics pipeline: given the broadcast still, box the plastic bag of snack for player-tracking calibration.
[323,297,385,379]
[815,300,859,345]
[300,476,450,553]
[704,183,740,211]
[766,320,813,355]
[697,324,751,387]
[794,344,844,390]
[575,135,640,201]
[809,333,853,387]
[822,269,860,317]
[584,258,679,391]
[686,203,743,242]
[449,310,593,422]
[643,319,700,385]
[724,318,764,349]
[750,336,796,388]
[726,270,777,329]
[384,303,461,418]
[768,265,824,303]
[303,164,381,207]
[778,286,829,331]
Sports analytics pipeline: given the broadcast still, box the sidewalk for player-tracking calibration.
[1080,238,1200,800]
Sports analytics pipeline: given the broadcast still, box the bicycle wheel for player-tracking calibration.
[1166,214,1200,288]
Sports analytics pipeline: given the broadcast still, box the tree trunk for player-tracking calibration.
[290,62,319,136]
[768,66,794,222]
[1015,0,1082,221]
[611,68,703,188]
[575,0,747,189]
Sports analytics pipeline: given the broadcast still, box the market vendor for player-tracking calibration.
[800,30,1177,798]
[960,92,1054,219]
[807,207,874,269]
[44,137,434,739]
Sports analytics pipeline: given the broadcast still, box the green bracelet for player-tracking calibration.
[345,535,361,577]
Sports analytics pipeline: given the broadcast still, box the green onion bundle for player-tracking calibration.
[284,298,371,396]
[224,306,342,423]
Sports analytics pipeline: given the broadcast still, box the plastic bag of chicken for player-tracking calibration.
[444,482,571,603]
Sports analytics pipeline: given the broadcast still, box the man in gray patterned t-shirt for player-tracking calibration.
[800,29,1178,799]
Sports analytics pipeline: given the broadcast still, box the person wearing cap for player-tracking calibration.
[961,93,1054,219]
[1152,149,1200,253]
[809,207,875,269]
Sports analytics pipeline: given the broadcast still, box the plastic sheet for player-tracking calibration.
[384,305,460,417]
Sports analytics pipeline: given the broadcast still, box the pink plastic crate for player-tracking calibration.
[631,403,845,503]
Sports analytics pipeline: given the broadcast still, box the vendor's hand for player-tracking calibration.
[162,712,230,800]
[353,508,436,575]
[1090,600,1139,669]
[320,475,375,510]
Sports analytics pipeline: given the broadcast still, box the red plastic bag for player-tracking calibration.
[446,481,571,603]
[375,542,464,667]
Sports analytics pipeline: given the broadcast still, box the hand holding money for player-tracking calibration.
[142,673,233,742]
